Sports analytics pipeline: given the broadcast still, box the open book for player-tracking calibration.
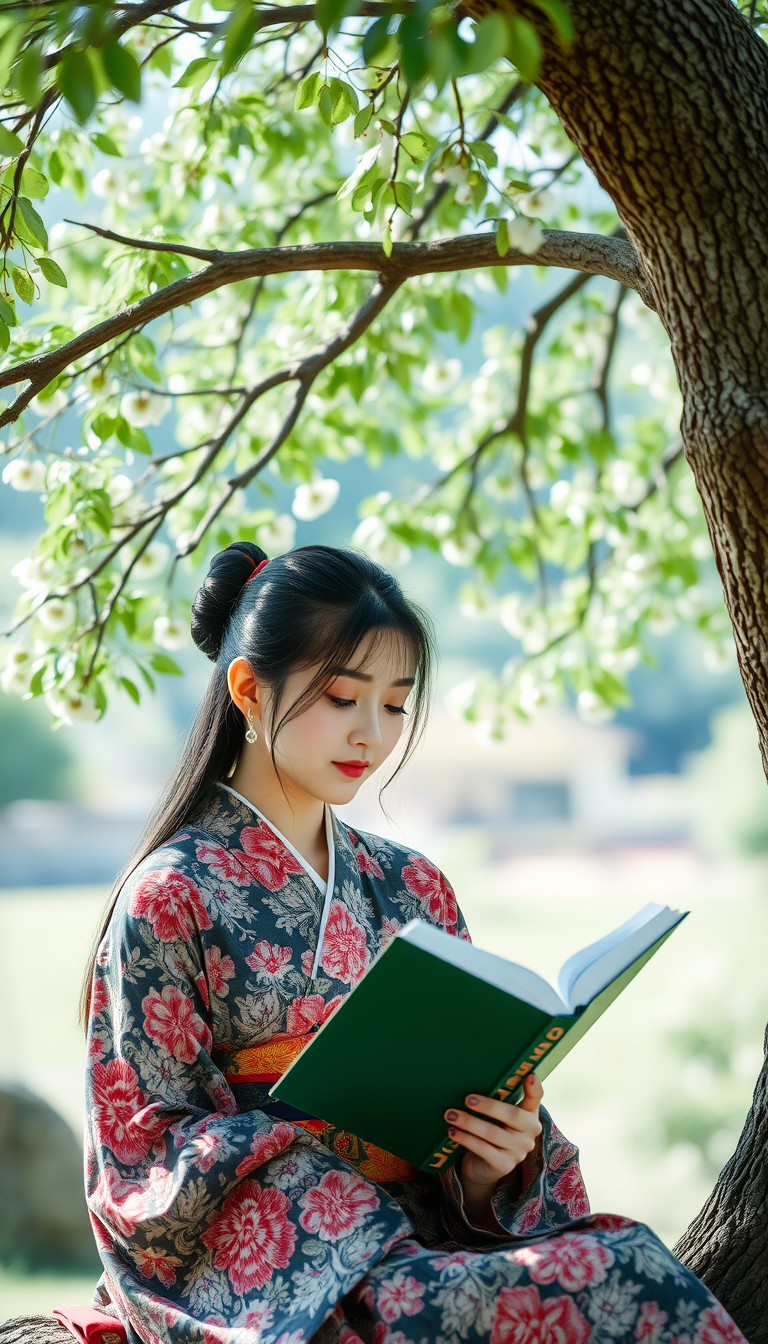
[272,902,687,1172]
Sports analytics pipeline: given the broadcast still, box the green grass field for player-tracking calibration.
[1,847,766,1316]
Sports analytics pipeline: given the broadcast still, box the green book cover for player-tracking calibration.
[271,902,688,1172]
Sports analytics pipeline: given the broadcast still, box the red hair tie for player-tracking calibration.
[242,556,269,591]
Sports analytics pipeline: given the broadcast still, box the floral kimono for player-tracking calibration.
[85,783,745,1344]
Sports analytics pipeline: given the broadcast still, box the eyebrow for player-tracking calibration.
[331,667,415,688]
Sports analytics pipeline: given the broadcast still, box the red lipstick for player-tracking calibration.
[332,760,369,778]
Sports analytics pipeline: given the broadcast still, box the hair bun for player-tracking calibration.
[191,541,268,661]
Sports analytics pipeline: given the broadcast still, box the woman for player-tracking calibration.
[84,543,745,1344]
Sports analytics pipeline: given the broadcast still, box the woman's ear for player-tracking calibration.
[227,657,262,722]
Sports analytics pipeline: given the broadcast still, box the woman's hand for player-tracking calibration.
[445,1073,544,1229]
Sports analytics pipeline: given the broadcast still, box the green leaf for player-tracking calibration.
[0,320,9,351]
[316,0,359,36]
[20,164,48,198]
[294,72,322,111]
[137,663,156,692]
[174,56,216,89]
[91,131,121,156]
[463,13,510,74]
[496,217,510,257]
[505,16,542,83]
[11,265,34,303]
[17,197,48,250]
[317,83,333,126]
[400,130,437,163]
[57,49,96,123]
[14,45,42,107]
[392,181,413,214]
[39,256,67,288]
[101,40,141,102]
[150,652,183,675]
[382,222,393,258]
[354,103,372,137]
[362,14,392,65]
[119,675,141,704]
[531,0,574,46]
[48,149,64,185]
[28,664,46,698]
[0,126,23,156]
[0,294,18,326]
[220,2,259,75]
[470,140,497,169]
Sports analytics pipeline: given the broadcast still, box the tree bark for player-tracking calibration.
[462,0,768,1335]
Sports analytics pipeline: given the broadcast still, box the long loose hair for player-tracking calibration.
[80,542,434,1025]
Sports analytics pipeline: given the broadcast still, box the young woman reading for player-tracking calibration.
[83,543,745,1344]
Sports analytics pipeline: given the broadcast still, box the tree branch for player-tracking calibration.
[0,229,652,426]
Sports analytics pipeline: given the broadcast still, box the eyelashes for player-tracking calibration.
[325,694,408,716]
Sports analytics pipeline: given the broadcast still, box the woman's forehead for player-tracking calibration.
[331,629,416,684]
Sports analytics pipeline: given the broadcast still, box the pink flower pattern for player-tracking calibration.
[490,1285,591,1344]
[401,854,458,932]
[142,985,210,1064]
[515,1233,614,1292]
[320,900,369,984]
[298,1169,380,1241]
[83,785,746,1344]
[202,1180,297,1294]
[129,867,212,942]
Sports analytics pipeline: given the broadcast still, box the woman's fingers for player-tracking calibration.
[519,1073,544,1112]
[450,1125,533,1174]
[445,1088,542,1139]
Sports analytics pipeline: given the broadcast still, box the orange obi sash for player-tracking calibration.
[224,1037,418,1183]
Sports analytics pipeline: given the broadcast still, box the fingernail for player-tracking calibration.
[448,1128,457,1138]
[467,1096,479,1107]
[445,1109,458,1122]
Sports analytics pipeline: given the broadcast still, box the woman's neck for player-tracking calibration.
[227,757,329,881]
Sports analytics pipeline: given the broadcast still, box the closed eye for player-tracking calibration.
[385,704,408,716]
[327,694,355,708]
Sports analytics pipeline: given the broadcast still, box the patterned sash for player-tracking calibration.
[222,1037,418,1183]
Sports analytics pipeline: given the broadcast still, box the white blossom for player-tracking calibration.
[257,513,296,556]
[1,644,34,695]
[292,477,340,522]
[421,359,462,395]
[454,182,474,205]
[83,365,118,398]
[134,542,169,578]
[12,555,54,590]
[46,681,100,725]
[506,216,544,256]
[120,389,167,427]
[153,615,187,651]
[2,458,47,492]
[352,516,411,568]
[37,597,76,632]
[576,689,613,724]
[202,203,228,233]
[518,188,554,218]
[92,168,120,198]
[441,534,481,567]
[108,474,134,507]
[30,388,69,417]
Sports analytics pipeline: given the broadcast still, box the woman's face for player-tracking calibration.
[258,632,415,805]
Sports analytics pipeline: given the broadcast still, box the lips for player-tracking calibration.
[332,760,369,778]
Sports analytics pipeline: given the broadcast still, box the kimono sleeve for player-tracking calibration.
[84,853,300,1284]
[438,1107,591,1244]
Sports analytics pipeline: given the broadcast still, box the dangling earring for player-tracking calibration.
[245,710,258,744]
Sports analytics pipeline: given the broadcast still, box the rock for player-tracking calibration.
[0,1317,72,1343]
[0,1085,98,1269]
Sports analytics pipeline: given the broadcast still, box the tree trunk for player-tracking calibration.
[464,0,768,1334]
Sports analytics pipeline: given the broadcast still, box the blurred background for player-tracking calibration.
[2,261,768,1315]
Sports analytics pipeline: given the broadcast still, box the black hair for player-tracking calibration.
[80,542,434,1025]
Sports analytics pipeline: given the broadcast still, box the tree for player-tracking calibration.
[0,0,765,1332]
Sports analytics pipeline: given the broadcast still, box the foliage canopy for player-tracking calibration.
[0,0,747,728]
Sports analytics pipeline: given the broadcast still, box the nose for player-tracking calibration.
[351,704,383,751]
